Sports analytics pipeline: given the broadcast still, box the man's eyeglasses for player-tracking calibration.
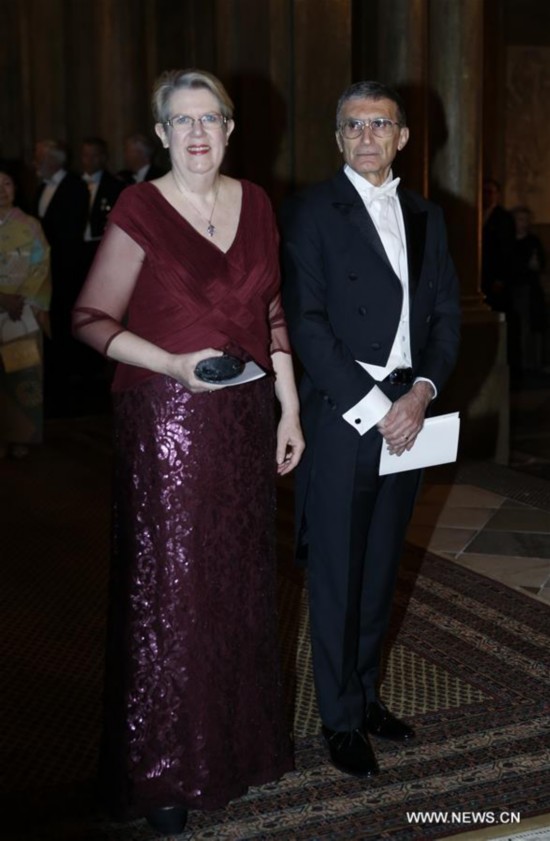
[338,118,402,139]
[163,113,228,131]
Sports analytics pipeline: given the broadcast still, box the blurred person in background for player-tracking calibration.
[78,137,127,398]
[0,163,51,457]
[33,139,88,411]
[509,205,547,376]
[117,132,165,184]
[481,177,515,314]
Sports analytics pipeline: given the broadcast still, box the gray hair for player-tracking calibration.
[152,68,234,124]
[336,81,407,128]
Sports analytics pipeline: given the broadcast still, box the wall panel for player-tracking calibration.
[292,0,351,188]
[0,0,25,157]
[1,0,354,200]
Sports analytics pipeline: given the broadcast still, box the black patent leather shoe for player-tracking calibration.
[322,726,379,777]
[145,805,188,835]
[365,701,415,741]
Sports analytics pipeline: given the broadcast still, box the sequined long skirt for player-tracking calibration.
[100,374,293,819]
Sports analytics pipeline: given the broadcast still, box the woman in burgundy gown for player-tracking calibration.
[73,69,304,836]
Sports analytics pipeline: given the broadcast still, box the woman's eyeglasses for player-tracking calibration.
[163,113,228,132]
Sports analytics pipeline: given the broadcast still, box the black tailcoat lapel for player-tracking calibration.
[399,189,427,300]
[331,171,397,279]
[331,170,429,300]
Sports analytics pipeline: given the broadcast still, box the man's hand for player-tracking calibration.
[377,381,433,456]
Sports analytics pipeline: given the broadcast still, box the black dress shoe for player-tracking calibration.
[145,806,188,835]
[322,726,379,777]
[365,701,415,741]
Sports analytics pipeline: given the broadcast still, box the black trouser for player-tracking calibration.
[305,384,422,731]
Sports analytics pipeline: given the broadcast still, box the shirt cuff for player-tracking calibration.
[342,385,393,436]
[414,377,437,399]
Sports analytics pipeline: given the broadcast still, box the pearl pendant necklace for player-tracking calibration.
[172,174,220,237]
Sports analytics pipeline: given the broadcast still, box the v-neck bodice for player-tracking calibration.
[78,178,289,392]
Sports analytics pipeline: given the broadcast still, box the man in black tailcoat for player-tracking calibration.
[81,137,126,275]
[77,137,127,390]
[481,177,515,313]
[281,81,461,777]
[117,133,165,185]
[34,139,89,409]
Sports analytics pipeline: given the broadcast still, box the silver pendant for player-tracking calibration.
[207,223,215,237]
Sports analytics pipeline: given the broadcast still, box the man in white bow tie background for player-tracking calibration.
[78,138,127,392]
[281,81,461,777]
[33,139,89,412]
[81,137,126,269]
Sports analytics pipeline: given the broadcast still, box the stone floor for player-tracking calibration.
[407,481,550,607]
[404,373,550,841]
[409,373,550,610]
[3,371,550,841]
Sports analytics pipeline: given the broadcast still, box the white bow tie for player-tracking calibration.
[365,177,400,205]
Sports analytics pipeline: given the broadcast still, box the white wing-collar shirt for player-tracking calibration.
[133,164,149,183]
[341,164,434,436]
[38,168,67,218]
[82,170,103,241]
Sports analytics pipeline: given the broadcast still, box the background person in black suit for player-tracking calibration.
[117,133,165,184]
[81,137,126,273]
[481,177,516,314]
[281,81,461,778]
[34,139,89,411]
[79,137,127,394]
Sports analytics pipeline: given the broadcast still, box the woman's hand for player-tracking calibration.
[270,350,305,474]
[0,292,24,321]
[105,331,229,391]
[276,412,305,475]
[166,347,226,393]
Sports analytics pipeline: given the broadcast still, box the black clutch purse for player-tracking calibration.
[194,354,246,383]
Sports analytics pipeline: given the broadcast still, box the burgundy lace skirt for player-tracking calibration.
[100,374,293,819]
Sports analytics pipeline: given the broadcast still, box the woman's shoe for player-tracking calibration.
[145,805,188,835]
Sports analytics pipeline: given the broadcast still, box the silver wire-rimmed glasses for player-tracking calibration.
[338,118,402,139]
[163,113,228,131]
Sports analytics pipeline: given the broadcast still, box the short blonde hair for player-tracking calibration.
[152,69,234,124]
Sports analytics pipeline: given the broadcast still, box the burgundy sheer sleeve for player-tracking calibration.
[268,291,291,356]
[72,223,145,355]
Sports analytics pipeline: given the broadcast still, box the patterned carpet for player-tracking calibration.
[2,417,550,840]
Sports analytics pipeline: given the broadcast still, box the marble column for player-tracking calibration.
[428,0,509,462]
[374,0,429,195]
[429,0,483,308]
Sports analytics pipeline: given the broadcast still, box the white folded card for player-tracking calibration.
[379,412,460,475]
[216,360,266,388]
